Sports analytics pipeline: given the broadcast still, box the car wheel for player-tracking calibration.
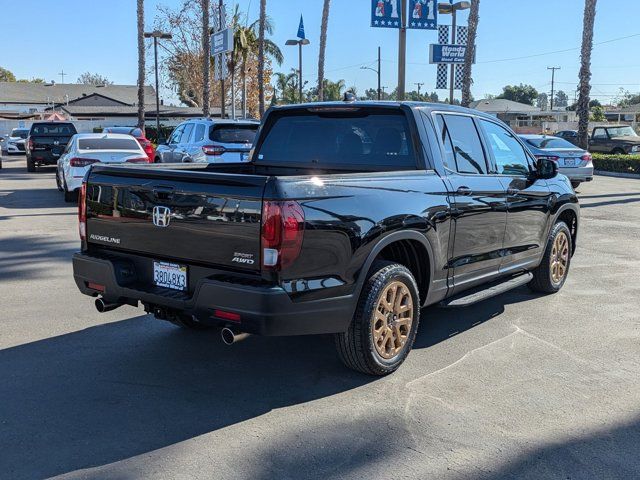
[26,157,36,172]
[334,260,420,376]
[611,148,625,155]
[56,167,64,191]
[570,181,581,190]
[529,221,572,294]
[154,156,161,163]
[62,177,77,203]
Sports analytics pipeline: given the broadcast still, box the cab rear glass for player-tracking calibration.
[30,123,77,135]
[255,109,417,169]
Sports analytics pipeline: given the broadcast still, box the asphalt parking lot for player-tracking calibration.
[1,153,639,480]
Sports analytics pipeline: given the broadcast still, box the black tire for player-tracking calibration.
[334,260,420,376]
[63,177,77,203]
[26,157,36,172]
[529,221,572,294]
[55,167,64,191]
[154,157,161,163]
[570,181,581,190]
[611,148,625,155]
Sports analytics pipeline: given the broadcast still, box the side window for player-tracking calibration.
[194,124,206,143]
[479,120,531,176]
[434,114,455,170]
[442,114,488,174]
[180,123,194,143]
[169,125,184,144]
[592,128,607,140]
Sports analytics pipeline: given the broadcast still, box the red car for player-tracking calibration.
[102,127,154,162]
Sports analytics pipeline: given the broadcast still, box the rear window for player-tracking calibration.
[525,137,576,149]
[256,110,416,169]
[103,127,143,137]
[210,125,258,144]
[31,123,77,135]
[11,129,29,138]
[78,138,140,150]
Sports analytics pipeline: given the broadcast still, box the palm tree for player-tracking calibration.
[577,0,597,150]
[323,79,345,101]
[317,0,331,102]
[461,0,479,107]
[136,0,145,130]
[257,0,267,116]
[202,0,211,117]
[274,71,297,104]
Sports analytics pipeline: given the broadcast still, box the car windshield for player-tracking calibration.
[607,126,638,138]
[104,127,143,137]
[256,109,416,169]
[525,137,576,149]
[78,138,140,150]
[210,125,258,144]
[11,129,29,139]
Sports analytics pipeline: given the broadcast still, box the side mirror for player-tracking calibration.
[536,157,558,180]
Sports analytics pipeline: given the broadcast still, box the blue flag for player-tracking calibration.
[297,14,305,39]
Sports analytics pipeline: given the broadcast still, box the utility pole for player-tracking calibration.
[377,46,381,101]
[548,66,560,110]
[144,30,173,142]
[415,82,424,98]
[219,0,226,117]
[397,0,407,100]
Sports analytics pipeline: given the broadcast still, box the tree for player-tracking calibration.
[537,93,548,111]
[496,84,539,105]
[137,0,145,130]
[461,0,480,107]
[17,78,45,83]
[0,67,16,82]
[589,98,601,108]
[77,72,113,85]
[202,0,210,116]
[274,71,297,104]
[317,0,331,102]
[616,89,640,108]
[577,0,597,150]
[321,79,345,101]
[258,0,267,116]
[554,90,568,108]
[590,105,605,121]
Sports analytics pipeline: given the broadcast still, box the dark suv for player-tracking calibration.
[26,122,77,172]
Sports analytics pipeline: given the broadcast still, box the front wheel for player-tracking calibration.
[529,221,572,293]
[334,261,420,376]
[570,181,581,190]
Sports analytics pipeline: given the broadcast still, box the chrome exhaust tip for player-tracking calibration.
[221,327,250,345]
[95,298,122,313]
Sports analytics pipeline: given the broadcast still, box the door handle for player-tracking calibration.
[456,186,472,196]
[507,188,520,195]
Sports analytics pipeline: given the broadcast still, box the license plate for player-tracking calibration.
[153,261,187,291]
[564,158,575,167]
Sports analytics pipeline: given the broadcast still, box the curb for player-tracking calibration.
[594,170,640,180]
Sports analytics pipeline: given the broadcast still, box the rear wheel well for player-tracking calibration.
[376,239,430,303]
[557,209,578,254]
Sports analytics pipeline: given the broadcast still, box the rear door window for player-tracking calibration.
[441,114,488,174]
[180,123,194,143]
[256,110,416,169]
[194,124,206,142]
[210,125,258,144]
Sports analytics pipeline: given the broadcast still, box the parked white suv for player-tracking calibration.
[155,119,259,163]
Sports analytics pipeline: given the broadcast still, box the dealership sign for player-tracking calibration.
[371,0,437,29]
[429,44,468,64]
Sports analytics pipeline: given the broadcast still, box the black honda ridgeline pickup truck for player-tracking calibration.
[73,101,579,375]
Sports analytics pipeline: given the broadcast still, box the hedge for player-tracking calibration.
[592,153,640,175]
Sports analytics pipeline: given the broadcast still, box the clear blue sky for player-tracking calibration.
[1,0,639,105]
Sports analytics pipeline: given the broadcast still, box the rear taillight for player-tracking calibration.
[79,182,87,245]
[28,138,33,150]
[70,157,99,167]
[581,153,592,162]
[535,155,559,162]
[202,145,226,156]
[126,157,150,164]
[261,200,305,270]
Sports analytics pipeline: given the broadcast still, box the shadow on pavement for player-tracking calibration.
[0,316,376,479]
[0,235,78,280]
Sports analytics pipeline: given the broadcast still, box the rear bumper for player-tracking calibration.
[28,151,59,165]
[72,252,355,336]
[559,166,594,182]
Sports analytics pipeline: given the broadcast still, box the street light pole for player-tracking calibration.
[548,66,561,110]
[144,30,172,142]
[286,38,310,103]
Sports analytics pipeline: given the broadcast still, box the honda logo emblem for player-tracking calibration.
[152,206,171,227]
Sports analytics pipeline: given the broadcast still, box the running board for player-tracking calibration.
[439,272,533,308]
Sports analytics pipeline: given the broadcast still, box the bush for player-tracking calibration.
[592,153,640,174]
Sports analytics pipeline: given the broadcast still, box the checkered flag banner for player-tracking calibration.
[213,3,228,81]
[438,25,449,44]
[456,26,468,46]
[436,64,448,89]
[454,64,464,90]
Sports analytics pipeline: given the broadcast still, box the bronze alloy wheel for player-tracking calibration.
[550,231,570,284]
[371,280,414,360]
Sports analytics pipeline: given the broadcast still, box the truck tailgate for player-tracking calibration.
[85,166,267,272]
